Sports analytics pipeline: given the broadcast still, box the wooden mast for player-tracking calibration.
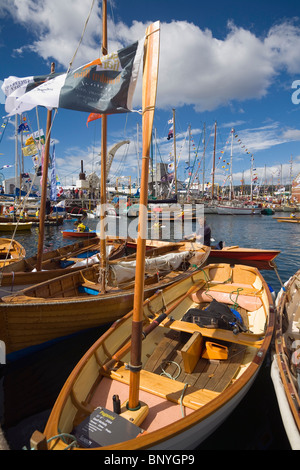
[173,108,177,196]
[127,21,160,412]
[211,120,216,200]
[99,0,107,292]
[36,62,55,271]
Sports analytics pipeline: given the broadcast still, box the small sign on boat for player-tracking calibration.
[73,407,143,448]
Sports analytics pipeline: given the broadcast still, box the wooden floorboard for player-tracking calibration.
[144,329,246,394]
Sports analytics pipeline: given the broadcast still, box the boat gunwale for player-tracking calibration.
[274,271,300,433]
[44,263,275,450]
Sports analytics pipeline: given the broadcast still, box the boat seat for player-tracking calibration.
[165,319,264,348]
[104,365,220,410]
[78,282,102,295]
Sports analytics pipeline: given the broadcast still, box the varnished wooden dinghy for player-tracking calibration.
[0,237,125,287]
[0,242,210,355]
[0,238,26,267]
[0,222,32,231]
[271,269,300,450]
[34,263,274,450]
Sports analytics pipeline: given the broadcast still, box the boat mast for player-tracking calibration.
[211,121,216,199]
[173,108,177,196]
[229,128,234,200]
[14,115,18,199]
[127,21,160,412]
[36,62,55,271]
[202,122,206,197]
[99,0,108,292]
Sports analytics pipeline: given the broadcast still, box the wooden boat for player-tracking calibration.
[0,238,26,267]
[275,217,300,224]
[0,222,32,231]
[0,241,210,355]
[208,245,280,270]
[34,262,274,450]
[62,229,97,238]
[271,269,300,450]
[30,17,274,451]
[0,237,126,287]
[0,215,64,226]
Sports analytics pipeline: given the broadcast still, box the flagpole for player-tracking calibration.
[36,62,55,271]
[99,0,107,293]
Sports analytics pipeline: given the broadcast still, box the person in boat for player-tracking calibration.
[74,220,89,232]
[197,217,211,246]
[45,199,51,219]
[185,217,212,246]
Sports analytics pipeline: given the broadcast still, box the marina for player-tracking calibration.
[0,212,298,450]
[0,0,300,453]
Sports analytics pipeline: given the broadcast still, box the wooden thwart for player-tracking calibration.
[104,366,220,410]
[162,319,263,348]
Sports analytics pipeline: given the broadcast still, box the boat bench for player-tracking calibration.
[105,365,220,410]
[78,282,102,295]
[165,319,263,348]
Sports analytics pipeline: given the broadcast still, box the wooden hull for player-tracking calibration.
[209,246,280,270]
[62,230,97,238]
[0,216,64,226]
[0,243,210,354]
[39,263,274,450]
[275,218,300,223]
[0,222,32,231]
[271,269,300,450]
[0,237,125,286]
[0,238,26,267]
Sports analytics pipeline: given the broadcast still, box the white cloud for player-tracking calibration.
[2,1,300,114]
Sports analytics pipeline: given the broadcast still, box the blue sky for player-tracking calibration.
[1,0,300,193]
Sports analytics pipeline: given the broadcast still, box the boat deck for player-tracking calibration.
[143,329,246,393]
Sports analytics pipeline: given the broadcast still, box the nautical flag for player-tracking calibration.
[22,143,38,156]
[167,127,173,140]
[86,112,102,126]
[18,122,29,133]
[2,39,144,117]
[30,129,45,144]
[0,164,14,170]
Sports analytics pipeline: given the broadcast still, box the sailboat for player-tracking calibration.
[30,16,274,451]
[0,238,26,267]
[0,12,209,357]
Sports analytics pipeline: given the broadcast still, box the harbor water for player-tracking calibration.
[1,213,298,450]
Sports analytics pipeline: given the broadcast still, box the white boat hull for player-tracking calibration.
[150,369,259,450]
[216,205,261,215]
[271,358,300,450]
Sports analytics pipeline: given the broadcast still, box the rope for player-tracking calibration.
[67,0,96,73]
[269,260,285,289]
[47,433,78,450]
[160,360,181,380]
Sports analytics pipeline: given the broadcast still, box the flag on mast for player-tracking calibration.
[2,39,144,117]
